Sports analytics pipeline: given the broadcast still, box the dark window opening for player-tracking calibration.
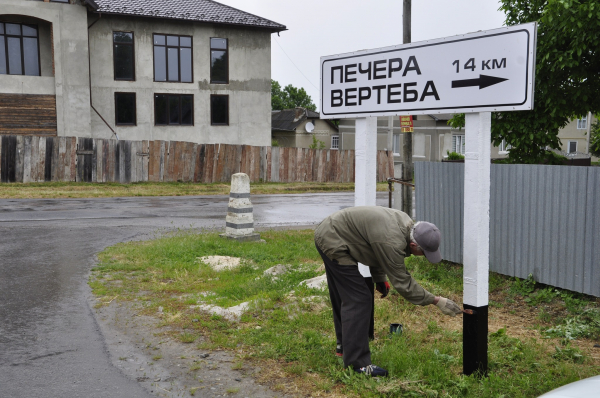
[211,95,229,125]
[210,37,228,84]
[113,31,135,81]
[153,34,192,83]
[115,92,136,125]
[155,94,193,126]
[0,22,40,76]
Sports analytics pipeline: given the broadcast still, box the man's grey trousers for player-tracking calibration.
[316,244,372,369]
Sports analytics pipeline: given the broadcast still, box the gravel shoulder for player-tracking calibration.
[94,298,290,398]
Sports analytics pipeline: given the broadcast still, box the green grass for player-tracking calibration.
[0,181,390,199]
[90,230,600,397]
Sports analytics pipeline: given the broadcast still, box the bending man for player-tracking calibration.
[314,206,462,377]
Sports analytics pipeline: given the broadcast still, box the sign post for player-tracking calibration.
[355,117,378,278]
[320,22,537,376]
[462,112,491,375]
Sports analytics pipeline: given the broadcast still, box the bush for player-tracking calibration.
[446,150,465,160]
[309,135,326,150]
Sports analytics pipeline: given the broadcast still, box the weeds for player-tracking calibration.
[510,274,536,296]
[545,308,600,340]
[553,345,585,363]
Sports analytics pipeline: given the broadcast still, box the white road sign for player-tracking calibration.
[320,22,537,119]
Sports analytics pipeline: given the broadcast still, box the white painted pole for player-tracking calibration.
[462,111,491,376]
[463,112,491,307]
[354,117,378,207]
[355,116,378,277]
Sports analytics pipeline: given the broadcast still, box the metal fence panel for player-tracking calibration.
[584,167,600,296]
[415,162,464,263]
[416,162,599,297]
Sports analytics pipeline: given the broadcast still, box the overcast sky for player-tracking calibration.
[218,0,507,111]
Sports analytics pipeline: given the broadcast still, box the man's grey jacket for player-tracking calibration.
[314,206,435,306]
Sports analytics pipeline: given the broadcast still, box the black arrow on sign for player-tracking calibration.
[451,74,509,89]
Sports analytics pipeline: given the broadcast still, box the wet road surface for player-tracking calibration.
[0,193,387,397]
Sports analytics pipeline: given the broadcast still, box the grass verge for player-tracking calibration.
[0,181,389,199]
[90,230,600,397]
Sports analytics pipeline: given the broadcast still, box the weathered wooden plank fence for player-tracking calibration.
[0,135,394,184]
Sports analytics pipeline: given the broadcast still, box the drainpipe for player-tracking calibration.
[87,14,118,140]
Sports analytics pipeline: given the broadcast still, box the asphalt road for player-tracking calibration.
[0,193,387,397]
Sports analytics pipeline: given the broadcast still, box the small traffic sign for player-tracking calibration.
[320,22,537,118]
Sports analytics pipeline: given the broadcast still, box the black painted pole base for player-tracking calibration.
[463,304,488,377]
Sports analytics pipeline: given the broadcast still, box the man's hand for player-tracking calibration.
[376,282,390,298]
[435,297,462,316]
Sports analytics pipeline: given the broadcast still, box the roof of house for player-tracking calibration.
[272,108,337,132]
[85,0,286,32]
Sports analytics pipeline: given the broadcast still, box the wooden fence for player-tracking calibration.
[0,135,394,184]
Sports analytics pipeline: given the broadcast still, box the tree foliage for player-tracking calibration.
[271,80,317,111]
[449,0,600,163]
[590,119,600,158]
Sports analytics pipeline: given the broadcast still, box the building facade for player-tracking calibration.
[271,108,339,149]
[557,113,597,159]
[0,0,285,145]
[338,115,509,163]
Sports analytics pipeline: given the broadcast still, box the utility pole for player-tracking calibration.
[402,0,413,217]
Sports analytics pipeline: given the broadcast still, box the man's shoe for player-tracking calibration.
[355,364,388,377]
[335,344,343,357]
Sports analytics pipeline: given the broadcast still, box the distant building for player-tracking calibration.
[0,0,286,146]
[338,115,509,163]
[271,108,339,149]
[557,113,597,160]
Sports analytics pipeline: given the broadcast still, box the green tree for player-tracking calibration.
[271,80,317,111]
[449,0,600,163]
[590,119,600,158]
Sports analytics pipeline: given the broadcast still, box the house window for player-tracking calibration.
[153,34,193,83]
[210,38,228,84]
[211,95,229,125]
[113,32,135,81]
[577,116,587,129]
[0,22,40,76]
[154,94,193,126]
[331,135,339,150]
[393,133,401,155]
[499,139,511,153]
[115,93,136,126]
[452,135,465,154]
[568,141,577,154]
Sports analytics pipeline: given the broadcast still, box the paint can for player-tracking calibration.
[390,323,403,335]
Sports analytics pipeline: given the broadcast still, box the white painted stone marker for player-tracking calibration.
[220,173,261,242]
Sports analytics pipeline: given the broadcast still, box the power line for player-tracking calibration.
[273,38,319,91]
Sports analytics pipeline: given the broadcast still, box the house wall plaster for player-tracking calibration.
[87,15,272,145]
[0,0,92,136]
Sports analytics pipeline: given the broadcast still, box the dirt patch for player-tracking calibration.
[94,299,293,398]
